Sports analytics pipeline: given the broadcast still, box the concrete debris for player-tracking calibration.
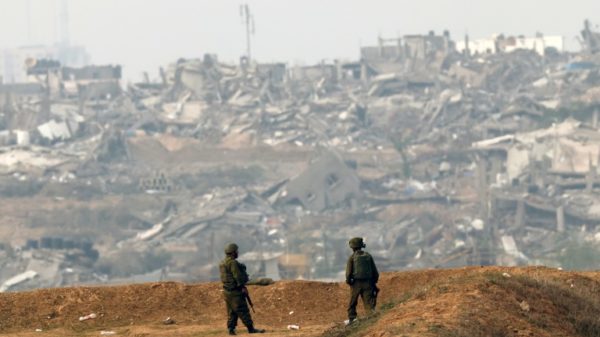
[0,271,38,292]
[277,151,361,212]
[3,20,600,289]
[135,216,171,241]
[500,236,527,263]
[37,120,73,141]
[78,313,97,321]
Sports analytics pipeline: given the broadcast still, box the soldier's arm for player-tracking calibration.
[229,260,247,288]
[371,255,379,284]
[345,255,353,284]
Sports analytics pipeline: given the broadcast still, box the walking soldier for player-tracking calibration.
[345,237,379,324]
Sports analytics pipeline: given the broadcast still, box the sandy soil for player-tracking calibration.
[1,266,599,337]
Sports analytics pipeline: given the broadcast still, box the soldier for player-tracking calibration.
[346,237,379,324]
[220,243,265,335]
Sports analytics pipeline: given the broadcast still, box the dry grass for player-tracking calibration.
[319,295,408,337]
[486,272,600,337]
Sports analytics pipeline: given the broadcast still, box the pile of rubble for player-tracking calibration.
[2,21,600,290]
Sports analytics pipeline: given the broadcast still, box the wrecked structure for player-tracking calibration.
[3,20,600,291]
[456,34,564,56]
[277,152,361,212]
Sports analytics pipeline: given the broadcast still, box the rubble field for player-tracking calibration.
[1,266,599,336]
[5,19,600,304]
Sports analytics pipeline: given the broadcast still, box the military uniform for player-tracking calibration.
[220,243,264,335]
[346,238,379,322]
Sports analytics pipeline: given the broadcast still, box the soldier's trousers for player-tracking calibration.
[224,289,254,330]
[347,280,376,320]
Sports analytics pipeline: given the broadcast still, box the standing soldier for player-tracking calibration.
[220,243,265,335]
[346,237,379,324]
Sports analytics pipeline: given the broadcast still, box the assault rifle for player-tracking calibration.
[244,289,256,313]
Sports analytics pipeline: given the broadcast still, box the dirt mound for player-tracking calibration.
[0,280,348,336]
[1,267,600,336]
[335,267,600,337]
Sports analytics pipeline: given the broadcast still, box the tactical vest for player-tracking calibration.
[220,258,249,290]
[352,251,374,280]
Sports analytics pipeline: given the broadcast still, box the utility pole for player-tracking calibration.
[240,4,255,62]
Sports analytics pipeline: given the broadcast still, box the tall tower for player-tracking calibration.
[240,4,255,61]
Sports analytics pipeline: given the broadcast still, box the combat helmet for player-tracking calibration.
[349,237,365,249]
[224,243,239,254]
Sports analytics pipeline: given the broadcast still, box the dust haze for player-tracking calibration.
[0,0,599,292]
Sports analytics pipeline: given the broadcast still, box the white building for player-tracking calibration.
[456,35,564,56]
[456,38,497,55]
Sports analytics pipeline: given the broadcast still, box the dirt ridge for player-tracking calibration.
[2,266,600,336]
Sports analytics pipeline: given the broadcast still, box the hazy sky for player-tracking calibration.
[1,0,600,81]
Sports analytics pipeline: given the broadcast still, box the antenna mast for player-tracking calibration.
[240,4,255,61]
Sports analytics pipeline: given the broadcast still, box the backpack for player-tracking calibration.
[352,252,373,280]
[239,262,249,284]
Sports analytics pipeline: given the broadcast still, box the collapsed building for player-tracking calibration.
[3,21,600,290]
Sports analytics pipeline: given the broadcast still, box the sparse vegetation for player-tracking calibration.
[5,268,600,336]
[426,317,510,337]
[319,293,412,337]
[486,272,600,337]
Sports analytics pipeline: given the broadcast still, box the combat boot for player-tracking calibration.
[248,326,265,333]
[228,328,236,335]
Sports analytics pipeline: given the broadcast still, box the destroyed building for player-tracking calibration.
[277,152,361,212]
[582,19,600,54]
[361,31,455,62]
[3,20,600,291]
[456,34,565,56]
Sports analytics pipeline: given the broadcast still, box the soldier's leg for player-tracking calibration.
[372,284,378,309]
[231,292,254,329]
[361,283,376,314]
[225,293,239,330]
[347,285,361,321]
